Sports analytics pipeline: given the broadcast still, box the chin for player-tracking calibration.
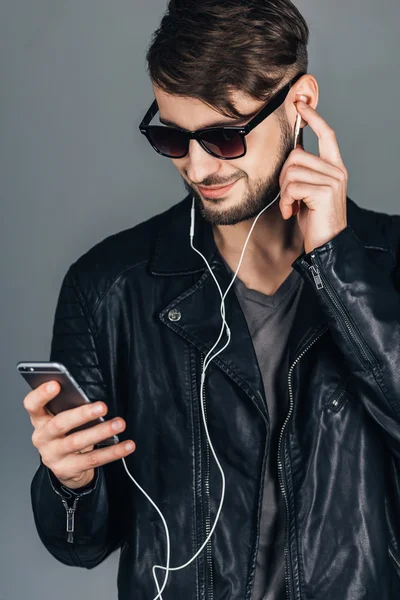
[198,197,255,226]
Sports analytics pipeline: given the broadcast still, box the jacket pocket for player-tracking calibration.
[324,375,352,413]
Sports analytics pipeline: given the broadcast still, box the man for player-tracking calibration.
[24,1,400,599]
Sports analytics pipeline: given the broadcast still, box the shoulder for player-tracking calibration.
[347,196,400,256]
[64,196,188,313]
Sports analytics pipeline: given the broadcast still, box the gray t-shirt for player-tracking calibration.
[220,254,304,600]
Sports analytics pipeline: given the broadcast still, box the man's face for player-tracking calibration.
[153,86,296,226]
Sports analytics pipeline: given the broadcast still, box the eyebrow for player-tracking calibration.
[159,109,260,130]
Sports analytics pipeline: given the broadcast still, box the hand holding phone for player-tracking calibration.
[19,362,136,489]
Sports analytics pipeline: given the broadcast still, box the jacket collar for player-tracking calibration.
[150,194,392,277]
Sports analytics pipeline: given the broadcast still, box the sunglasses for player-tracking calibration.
[139,72,305,160]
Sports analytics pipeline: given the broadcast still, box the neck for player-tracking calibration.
[212,202,304,295]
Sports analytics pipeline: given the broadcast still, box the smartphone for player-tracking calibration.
[17,361,119,447]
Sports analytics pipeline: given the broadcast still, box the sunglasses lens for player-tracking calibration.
[147,127,188,158]
[146,126,245,159]
[200,129,245,158]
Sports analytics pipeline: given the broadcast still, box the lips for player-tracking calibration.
[198,179,239,199]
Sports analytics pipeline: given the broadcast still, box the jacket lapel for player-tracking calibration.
[159,260,269,421]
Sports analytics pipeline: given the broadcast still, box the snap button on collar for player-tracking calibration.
[168,308,182,322]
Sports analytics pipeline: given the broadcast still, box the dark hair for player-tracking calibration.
[145,0,310,120]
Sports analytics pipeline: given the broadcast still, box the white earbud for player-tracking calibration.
[294,112,302,149]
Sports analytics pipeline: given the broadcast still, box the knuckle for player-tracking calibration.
[40,382,52,399]
[23,394,33,413]
[85,404,97,420]
[31,429,40,448]
[86,452,99,468]
[51,414,66,435]
[40,451,52,470]
[68,433,83,452]
[333,166,343,179]
[287,182,296,195]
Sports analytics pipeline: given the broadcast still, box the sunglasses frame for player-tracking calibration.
[139,71,306,160]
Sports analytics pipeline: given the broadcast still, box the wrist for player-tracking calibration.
[57,468,96,491]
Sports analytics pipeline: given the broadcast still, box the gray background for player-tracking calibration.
[1,1,399,599]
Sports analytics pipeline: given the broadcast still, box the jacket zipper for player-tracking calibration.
[277,327,328,600]
[306,256,375,368]
[200,354,214,600]
[46,467,94,544]
[328,386,347,412]
[61,496,80,543]
[389,546,400,571]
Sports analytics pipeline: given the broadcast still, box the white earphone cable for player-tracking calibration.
[120,112,302,600]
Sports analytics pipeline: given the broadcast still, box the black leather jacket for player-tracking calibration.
[31,194,400,599]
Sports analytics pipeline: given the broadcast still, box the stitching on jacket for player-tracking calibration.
[371,364,400,420]
[68,266,114,408]
[91,259,149,318]
[90,259,149,381]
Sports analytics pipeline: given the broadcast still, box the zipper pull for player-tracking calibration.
[61,497,79,543]
[309,265,324,290]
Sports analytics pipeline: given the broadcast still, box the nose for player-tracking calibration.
[185,139,221,185]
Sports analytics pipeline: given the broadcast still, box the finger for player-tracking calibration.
[52,440,136,481]
[280,165,334,198]
[79,445,95,453]
[59,417,127,456]
[41,401,108,443]
[23,381,61,426]
[280,183,332,219]
[279,148,346,189]
[296,102,345,168]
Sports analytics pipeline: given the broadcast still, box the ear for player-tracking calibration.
[282,74,318,134]
[293,74,319,127]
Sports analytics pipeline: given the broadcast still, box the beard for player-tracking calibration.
[182,113,296,226]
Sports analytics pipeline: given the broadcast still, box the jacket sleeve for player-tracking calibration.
[30,264,125,569]
[293,223,400,457]
[292,219,400,559]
